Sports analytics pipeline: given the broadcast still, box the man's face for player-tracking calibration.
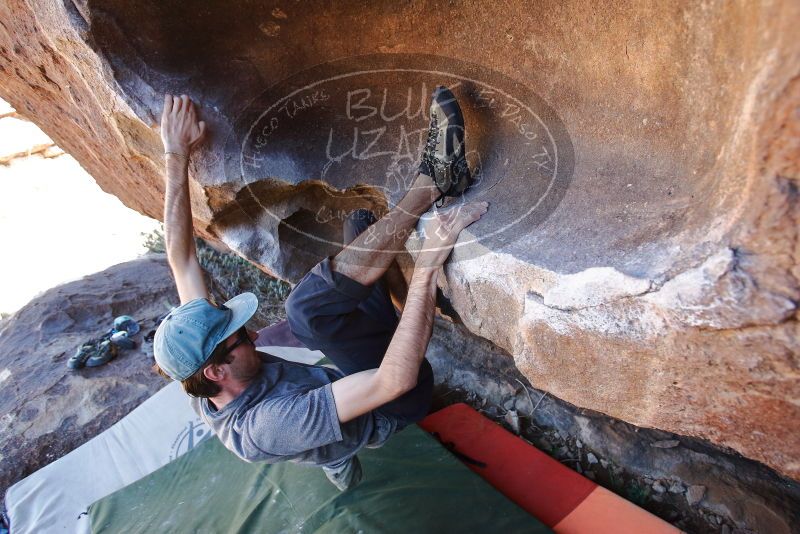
[221,328,262,382]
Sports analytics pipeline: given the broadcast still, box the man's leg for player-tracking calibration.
[287,84,472,422]
[321,454,363,491]
[340,208,434,422]
[286,195,435,424]
[332,84,472,285]
[296,207,428,492]
[342,208,408,320]
[331,172,437,287]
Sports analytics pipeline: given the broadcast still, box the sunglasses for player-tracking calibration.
[219,326,254,358]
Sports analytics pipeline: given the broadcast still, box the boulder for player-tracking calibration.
[0,1,797,480]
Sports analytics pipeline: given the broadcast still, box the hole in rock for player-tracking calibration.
[277,209,343,280]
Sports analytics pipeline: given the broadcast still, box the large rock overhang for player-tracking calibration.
[0,1,798,479]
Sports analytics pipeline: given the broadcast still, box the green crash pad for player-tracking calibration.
[89,424,552,533]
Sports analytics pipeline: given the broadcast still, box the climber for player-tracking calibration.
[153,88,486,490]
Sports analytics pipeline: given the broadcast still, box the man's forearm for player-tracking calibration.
[330,268,437,423]
[164,153,196,266]
[376,267,438,394]
[159,94,209,303]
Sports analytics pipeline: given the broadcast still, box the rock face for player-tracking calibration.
[0,255,175,498]
[0,1,798,479]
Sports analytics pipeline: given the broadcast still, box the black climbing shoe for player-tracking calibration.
[67,343,95,370]
[111,330,136,350]
[67,316,139,370]
[67,337,117,369]
[419,86,472,206]
[85,339,117,367]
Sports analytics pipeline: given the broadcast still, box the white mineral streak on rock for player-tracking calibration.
[643,248,796,329]
[522,295,574,336]
[449,246,795,347]
[543,267,652,311]
[448,246,667,341]
[449,247,549,297]
[522,291,665,340]
[446,249,534,346]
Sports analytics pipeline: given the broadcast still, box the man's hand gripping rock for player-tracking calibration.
[414,201,489,270]
[161,93,206,158]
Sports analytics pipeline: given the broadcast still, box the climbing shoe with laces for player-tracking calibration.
[67,315,140,370]
[68,343,95,370]
[85,339,117,368]
[419,85,472,206]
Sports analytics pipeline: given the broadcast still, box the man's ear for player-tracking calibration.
[203,364,226,382]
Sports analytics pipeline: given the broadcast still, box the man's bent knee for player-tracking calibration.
[284,275,320,341]
[343,209,377,245]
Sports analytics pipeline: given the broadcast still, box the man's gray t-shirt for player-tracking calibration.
[190,352,396,468]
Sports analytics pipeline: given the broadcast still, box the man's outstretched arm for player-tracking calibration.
[331,201,488,423]
[161,94,208,304]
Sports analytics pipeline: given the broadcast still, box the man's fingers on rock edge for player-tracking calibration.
[162,93,172,118]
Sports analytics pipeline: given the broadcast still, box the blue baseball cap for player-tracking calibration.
[153,293,258,381]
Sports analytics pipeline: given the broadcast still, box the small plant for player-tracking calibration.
[609,470,621,491]
[142,225,166,253]
[626,482,651,506]
[195,238,291,325]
